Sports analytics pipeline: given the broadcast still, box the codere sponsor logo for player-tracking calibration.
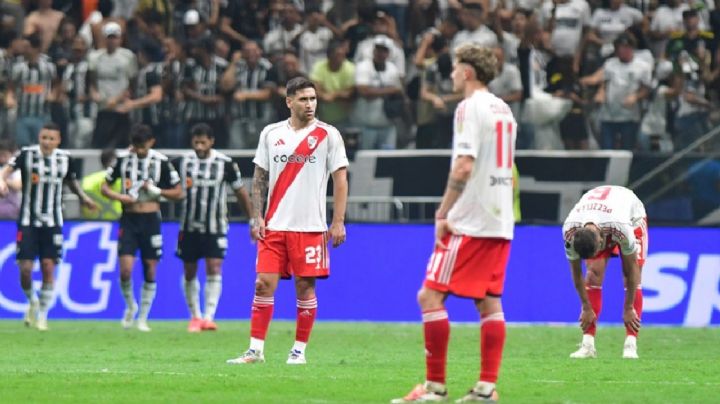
[274,154,317,163]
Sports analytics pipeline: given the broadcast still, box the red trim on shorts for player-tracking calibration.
[264,127,329,224]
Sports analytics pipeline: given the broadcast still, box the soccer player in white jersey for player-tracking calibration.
[563,185,647,359]
[227,76,348,365]
[393,44,516,403]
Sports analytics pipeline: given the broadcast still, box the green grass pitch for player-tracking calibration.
[0,321,718,403]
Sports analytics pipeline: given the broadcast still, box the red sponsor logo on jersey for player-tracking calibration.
[274,138,285,146]
[186,178,193,188]
[31,173,39,184]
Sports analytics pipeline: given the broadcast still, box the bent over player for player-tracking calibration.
[563,185,647,359]
[102,124,183,331]
[227,76,348,365]
[394,44,516,403]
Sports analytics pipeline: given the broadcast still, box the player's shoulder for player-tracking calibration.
[20,145,40,154]
[115,149,131,160]
[55,148,71,158]
[213,150,233,163]
[260,120,288,136]
[315,120,341,136]
[149,149,169,161]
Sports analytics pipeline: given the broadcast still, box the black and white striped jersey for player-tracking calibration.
[62,60,95,119]
[183,56,227,121]
[135,62,162,127]
[10,145,78,227]
[11,59,56,117]
[175,150,244,235]
[105,149,180,206]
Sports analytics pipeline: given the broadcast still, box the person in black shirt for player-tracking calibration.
[0,122,96,331]
[101,124,183,332]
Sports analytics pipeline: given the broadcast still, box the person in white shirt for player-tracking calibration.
[227,77,349,366]
[588,0,643,58]
[393,44,516,404]
[562,185,647,360]
[262,4,303,57]
[451,2,498,54]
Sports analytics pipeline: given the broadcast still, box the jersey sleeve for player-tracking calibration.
[452,100,480,158]
[224,160,244,190]
[158,159,181,189]
[326,128,349,173]
[65,156,80,181]
[613,222,639,256]
[563,224,581,260]
[253,127,270,170]
[8,149,23,170]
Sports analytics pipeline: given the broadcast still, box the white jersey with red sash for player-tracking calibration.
[253,119,348,232]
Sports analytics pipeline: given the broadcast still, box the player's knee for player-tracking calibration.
[417,288,442,309]
[586,269,603,286]
[254,278,274,296]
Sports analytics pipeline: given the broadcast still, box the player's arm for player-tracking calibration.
[233,186,253,221]
[65,159,97,210]
[620,251,641,332]
[329,167,348,248]
[154,160,184,201]
[569,258,596,332]
[0,164,15,195]
[101,158,135,204]
[433,155,474,248]
[251,165,269,240]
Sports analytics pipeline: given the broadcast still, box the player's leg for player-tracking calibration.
[570,258,607,358]
[178,231,203,331]
[287,276,317,364]
[34,226,63,331]
[135,212,164,332]
[455,296,505,403]
[201,233,228,330]
[118,214,139,328]
[16,227,39,327]
[201,257,223,330]
[227,230,284,364]
[622,219,648,359]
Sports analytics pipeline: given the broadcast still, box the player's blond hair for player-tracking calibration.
[454,44,497,85]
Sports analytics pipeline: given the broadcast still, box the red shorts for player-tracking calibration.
[256,230,329,279]
[588,217,648,267]
[423,234,511,299]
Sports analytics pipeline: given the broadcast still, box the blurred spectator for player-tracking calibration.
[61,36,96,149]
[545,56,590,150]
[639,60,677,152]
[183,36,229,148]
[375,0,408,44]
[587,0,643,59]
[649,0,689,57]
[674,50,712,150]
[81,148,121,220]
[214,36,231,62]
[408,0,441,50]
[221,40,276,149]
[0,0,24,37]
[47,18,77,72]
[118,46,163,138]
[352,35,403,149]
[220,0,269,51]
[272,51,306,121]
[489,46,523,123]
[6,33,57,146]
[157,37,191,148]
[135,0,172,35]
[539,0,590,71]
[354,12,406,77]
[417,50,459,149]
[88,22,138,148]
[342,1,376,59]
[263,4,303,57]
[588,33,652,150]
[0,139,20,220]
[498,8,531,68]
[23,0,64,53]
[79,0,121,50]
[665,10,715,64]
[298,7,338,74]
[451,2,498,53]
[310,40,356,129]
[182,9,211,42]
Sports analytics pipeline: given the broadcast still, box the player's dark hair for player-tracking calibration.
[42,122,61,132]
[682,9,698,20]
[129,124,154,145]
[573,228,598,259]
[100,148,116,168]
[286,76,315,96]
[191,122,214,139]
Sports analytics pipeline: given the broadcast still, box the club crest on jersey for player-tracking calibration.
[307,135,318,149]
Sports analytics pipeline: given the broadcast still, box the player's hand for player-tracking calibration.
[82,196,98,211]
[0,180,8,196]
[579,307,597,332]
[329,221,346,248]
[117,194,137,205]
[623,308,641,333]
[434,218,455,250]
[251,217,265,241]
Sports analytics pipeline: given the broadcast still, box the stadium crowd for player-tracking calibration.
[0,0,718,154]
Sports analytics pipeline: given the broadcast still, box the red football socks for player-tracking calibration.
[480,313,506,383]
[296,297,318,343]
[423,309,450,384]
[250,295,274,340]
